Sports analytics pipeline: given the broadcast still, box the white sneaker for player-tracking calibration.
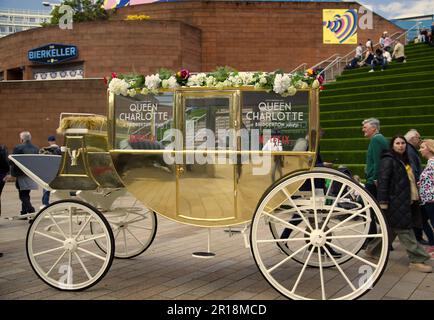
[369,69,375,73]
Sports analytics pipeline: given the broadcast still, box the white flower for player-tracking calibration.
[162,76,178,89]
[145,74,161,90]
[228,74,242,87]
[238,72,255,85]
[127,89,137,97]
[108,78,130,96]
[187,73,207,87]
[167,76,178,89]
[140,87,149,95]
[206,76,216,87]
[286,86,297,96]
[312,79,320,89]
[259,76,267,85]
[273,74,292,95]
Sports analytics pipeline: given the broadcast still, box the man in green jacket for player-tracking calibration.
[362,118,389,240]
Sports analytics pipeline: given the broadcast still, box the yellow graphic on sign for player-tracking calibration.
[323,9,358,44]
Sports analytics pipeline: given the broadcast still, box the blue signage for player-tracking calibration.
[28,44,78,64]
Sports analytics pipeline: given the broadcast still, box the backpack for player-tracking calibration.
[0,145,9,174]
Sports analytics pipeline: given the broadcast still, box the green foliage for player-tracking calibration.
[157,68,174,81]
[41,0,113,27]
[210,66,236,82]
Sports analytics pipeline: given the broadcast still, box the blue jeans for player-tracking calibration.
[371,58,387,70]
[42,189,50,206]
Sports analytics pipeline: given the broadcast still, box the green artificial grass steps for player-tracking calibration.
[320,150,367,164]
[321,95,434,112]
[319,42,434,177]
[321,79,434,97]
[320,87,434,104]
[321,105,434,120]
[324,71,434,89]
[336,64,434,81]
[340,57,434,76]
[320,138,369,151]
[324,123,434,139]
[321,114,434,129]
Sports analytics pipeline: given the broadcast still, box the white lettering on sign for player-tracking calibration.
[118,102,168,122]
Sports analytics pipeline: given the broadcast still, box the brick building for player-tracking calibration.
[0,1,402,149]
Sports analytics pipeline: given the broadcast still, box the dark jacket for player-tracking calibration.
[377,151,413,229]
[11,141,39,177]
[407,143,421,182]
[0,145,9,175]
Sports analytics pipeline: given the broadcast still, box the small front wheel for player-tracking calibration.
[26,200,114,291]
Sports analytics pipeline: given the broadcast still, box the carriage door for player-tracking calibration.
[176,91,239,224]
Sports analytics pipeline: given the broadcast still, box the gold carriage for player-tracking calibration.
[22,87,389,300]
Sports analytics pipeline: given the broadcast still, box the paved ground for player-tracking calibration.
[0,182,433,300]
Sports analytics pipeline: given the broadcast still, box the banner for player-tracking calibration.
[104,0,161,10]
[323,9,358,44]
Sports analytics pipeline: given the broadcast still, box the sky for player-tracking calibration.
[0,0,433,19]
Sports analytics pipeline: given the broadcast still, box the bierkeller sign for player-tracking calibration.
[28,44,78,64]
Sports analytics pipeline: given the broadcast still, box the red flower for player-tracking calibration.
[177,69,190,80]
[103,76,108,85]
[111,72,118,79]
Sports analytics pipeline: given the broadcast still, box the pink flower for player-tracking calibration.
[111,72,118,79]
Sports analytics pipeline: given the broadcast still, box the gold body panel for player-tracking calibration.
[108,88,319,227]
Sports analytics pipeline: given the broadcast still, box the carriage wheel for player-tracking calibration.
[26,200,114,291]
[250,170,389,300]
[269,168,370,268]
[90,206,157,259]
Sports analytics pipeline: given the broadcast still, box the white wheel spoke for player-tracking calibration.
[34,231,65,243]
[257,237,308,244]
[69,205,72,238]
[321,183,346,231]
[310,178,318,229]
[330,220,368,234]
[291,246,315,294]
[125,216,146,225]
[74,252,92,280]
[122,229,128,255]
[45,250,68,276]
[77,247,107,262]
[322,246,356,291]
[34,245,65,257]
[127,225,153,231]
[126,228,145,246]
[317,247,326,300]
[326,234,383,240]
[325,205,372,235]
[77,234,107,245]
[264,211,310,236]
[281,188,313,231]
[326,242,378,268]
[47,213,67,240]
[114,229,121,240]
[73,215,93,241]
[267,243,311,273]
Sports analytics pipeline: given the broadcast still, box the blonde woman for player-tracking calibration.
[418,139,434,257]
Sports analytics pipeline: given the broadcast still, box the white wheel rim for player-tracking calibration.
[91,204,156,258]
[27,202,113,290]
[251,171,389,300]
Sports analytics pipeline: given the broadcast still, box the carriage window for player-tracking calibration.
[184,97,234,150]
[241,91,309,151]
[113,93,174,150]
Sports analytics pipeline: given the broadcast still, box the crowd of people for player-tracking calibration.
[417,22,434,45]
[361,118,434,273]
[345,31,407,72]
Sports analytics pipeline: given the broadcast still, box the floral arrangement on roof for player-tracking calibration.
[105,66,324,98]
